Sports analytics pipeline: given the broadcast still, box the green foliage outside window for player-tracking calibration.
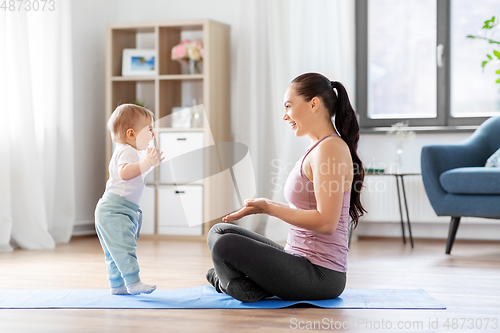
[467,16,500,84]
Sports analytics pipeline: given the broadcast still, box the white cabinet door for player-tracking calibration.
[157,185,203,236]
[159,132,204,183]
[144,139,156,183]
[144,168,155,183]
[139,185,155,235]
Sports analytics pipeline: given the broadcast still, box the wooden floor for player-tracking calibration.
[1,235,500,333]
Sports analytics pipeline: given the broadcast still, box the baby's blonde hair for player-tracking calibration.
[107,104,154,142]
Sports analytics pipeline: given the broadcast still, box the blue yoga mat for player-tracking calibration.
[0,286,445,309]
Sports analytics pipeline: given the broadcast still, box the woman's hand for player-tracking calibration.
[222,198,270,222]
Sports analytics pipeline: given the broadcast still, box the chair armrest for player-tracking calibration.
[421,135,489,215]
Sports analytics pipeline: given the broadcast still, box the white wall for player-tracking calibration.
[71,0,117,234]
[114,0,239,25]
[359,132,471,172]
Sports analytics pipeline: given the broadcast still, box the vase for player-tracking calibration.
[189,59,200,74]
[395,139,404,172]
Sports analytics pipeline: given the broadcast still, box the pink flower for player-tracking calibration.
[171,45,187,60]
[192,40,202,49]
[187,47,201,61]
[171,39,204,61]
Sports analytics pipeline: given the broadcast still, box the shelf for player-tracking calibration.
[157,80,203,127]
[111,80,155,113]
[158,25,205,75]
[107,19,231,239]
[146,181,204,186]
[108,20,208,31]
[159,74,204,80]
[155,127,204,132]
[109,25,155,33]
[111,75,204,81]
[112,76,156,81]
[159,182,204,186]
[110,28,156,77]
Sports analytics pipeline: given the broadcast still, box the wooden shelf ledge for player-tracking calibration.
[111,75,204,81]
[159,74,204,80]
[112,76,155,81]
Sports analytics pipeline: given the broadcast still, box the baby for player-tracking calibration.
[95,103,164,295]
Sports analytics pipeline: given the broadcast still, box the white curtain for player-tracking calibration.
[232,0,355,241]
[0,1,75,251]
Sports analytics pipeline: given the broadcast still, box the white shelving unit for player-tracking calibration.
[105,19,232,239]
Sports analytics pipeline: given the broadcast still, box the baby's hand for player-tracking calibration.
[144,146,165,167]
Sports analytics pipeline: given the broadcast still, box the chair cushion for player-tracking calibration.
[486,147,500,167]
[440,167,500,194]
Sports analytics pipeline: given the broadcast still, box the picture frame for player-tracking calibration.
[122,49,156,76]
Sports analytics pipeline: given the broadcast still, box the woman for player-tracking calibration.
[206,73,365,302]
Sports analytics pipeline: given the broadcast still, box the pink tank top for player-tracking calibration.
[283,133,351,272]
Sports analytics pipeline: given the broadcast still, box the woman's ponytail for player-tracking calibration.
[330,81,366,228]
[291,73,366,228]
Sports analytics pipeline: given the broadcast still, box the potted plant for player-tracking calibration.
[467,16,500,85]
[386,121,416,172]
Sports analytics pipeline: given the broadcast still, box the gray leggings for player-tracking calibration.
[207,223,346,300]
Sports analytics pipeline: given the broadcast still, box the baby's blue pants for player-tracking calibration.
[94,192,143,288]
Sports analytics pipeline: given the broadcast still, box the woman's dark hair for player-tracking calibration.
[291,72,366,228]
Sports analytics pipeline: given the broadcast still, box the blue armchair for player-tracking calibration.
[421,116,500,254]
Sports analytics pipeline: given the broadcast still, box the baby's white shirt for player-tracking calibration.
[105,143,151,205]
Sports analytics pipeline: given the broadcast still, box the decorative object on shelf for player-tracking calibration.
[386,121,416,172]
[171,107,193,128]
[364,167,386,174]
[132,100,146,107]
[171,40,204,74]
[122,49,156,76]
[466,16,500,86]
[171,103,205,129]
[188,100,204,128]
[190,104,204,128]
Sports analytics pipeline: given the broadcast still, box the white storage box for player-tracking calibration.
[139,185,155,235]
[159,132,204,183]
[157,185,203,236]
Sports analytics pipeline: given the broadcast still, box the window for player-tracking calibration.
[356,0,500,128]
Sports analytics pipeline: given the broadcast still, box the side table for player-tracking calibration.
[364,169,421,248]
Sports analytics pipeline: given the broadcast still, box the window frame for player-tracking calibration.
[355,0,491,128]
